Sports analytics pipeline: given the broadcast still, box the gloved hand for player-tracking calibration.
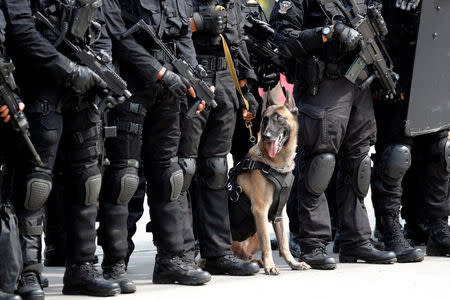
[258,65,280,90]
[193,9,227,34]
[68,63,107,95]
[239,85,259,121]
[333,23,361,52]
[0,100,24,123]
[160,69,192,98]
[396,0,421,11]
[274,33,304,59]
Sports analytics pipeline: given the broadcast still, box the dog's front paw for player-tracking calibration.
[288,260,311,271]
[264,265,280,275]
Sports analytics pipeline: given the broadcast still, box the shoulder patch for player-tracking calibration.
[278,1,293,14]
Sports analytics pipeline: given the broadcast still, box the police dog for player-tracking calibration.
[231,95,310,275]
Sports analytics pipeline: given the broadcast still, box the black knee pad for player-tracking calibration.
[70,165,102,206]
[305,153,336,196]
[198,157,228,190]
[23,167,53,211]
[179,157,197,192]
[381,144,411,179]
[102,159,139,205]
[355,155,371,197]
[147,158,184,202]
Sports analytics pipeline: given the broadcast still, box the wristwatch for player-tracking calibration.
[322,25,333,42]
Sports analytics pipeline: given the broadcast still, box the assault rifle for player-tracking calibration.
[244,12,284,70]
[122,19,217,116]
[33,12,132,111]
[0,60,43,166]
[320,0,399,98]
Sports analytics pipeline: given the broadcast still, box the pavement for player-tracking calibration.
[42,191,450,300]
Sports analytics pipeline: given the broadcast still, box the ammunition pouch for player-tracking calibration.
[70,0,103,41]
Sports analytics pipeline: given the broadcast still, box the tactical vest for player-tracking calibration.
[226,156,294,242]
[33,0,104,46]
[120,0,190,39]
[192,0,243,52]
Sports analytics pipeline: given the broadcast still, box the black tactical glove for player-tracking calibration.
[68,63,107,94]
[333,23,361,52]
[274,33,306,60]
[239,85,259,120]
[160,69,191,98]
[396,0,421,11]
[193,9,227,34]
[258,65,280,90]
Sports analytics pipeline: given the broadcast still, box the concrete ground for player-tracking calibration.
[42,192,450,300]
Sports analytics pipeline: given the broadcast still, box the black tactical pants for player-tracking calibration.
[98,83,192,259]
[179,69,237,258]
[371,99,450,219]
[295,77,376,252]
[0,128,22,294]
[13,93,102,273]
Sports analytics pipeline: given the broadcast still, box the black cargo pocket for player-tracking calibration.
[298,104,325,151]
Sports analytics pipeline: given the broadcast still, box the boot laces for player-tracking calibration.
[108,262,126,278]
[20,272,39,286]
[222,254,243,264]
[80,263,101,278]
[390,215,411,248]
[169,256,197,271]
[434,218,450,236]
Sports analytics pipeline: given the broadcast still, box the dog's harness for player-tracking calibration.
[227,155,295,242]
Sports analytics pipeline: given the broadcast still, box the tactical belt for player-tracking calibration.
[197,55,238,72]
[227,155,295,241]
[28,101,61,115]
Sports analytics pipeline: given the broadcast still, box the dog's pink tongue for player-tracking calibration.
[269,140,277,158]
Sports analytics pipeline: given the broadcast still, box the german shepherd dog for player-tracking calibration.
[230,96,310,275]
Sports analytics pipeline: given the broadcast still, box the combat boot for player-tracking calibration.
[102,261,136,294]
[204,254,259,276]
[404,221,429,246]
[0,292,21,300]
[380,213,424,263]
[63,262,120,296]
[153,254,211,285]
[340,241,397,264]
[299,247,336,270]
[17,272,44,300]
[426,217,450,256]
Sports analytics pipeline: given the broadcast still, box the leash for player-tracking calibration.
[218,28,256,144]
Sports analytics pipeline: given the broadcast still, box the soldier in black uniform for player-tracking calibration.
[371,0,450,259]
[0,8,22,299]
[98,0,212,286]
[270,0,396,269]
[178,0,260,275]
[4,0,196,297]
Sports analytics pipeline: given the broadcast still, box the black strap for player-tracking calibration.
[157,0,168,38]
[116,120,143,135]
[127,102,147,116]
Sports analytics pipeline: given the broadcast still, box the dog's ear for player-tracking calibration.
[264,93,278,108]
[284,90,298,116]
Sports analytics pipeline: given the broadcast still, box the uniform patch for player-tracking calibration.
[278,1,293,14]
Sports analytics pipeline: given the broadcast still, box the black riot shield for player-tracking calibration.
[405,0,450,137]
